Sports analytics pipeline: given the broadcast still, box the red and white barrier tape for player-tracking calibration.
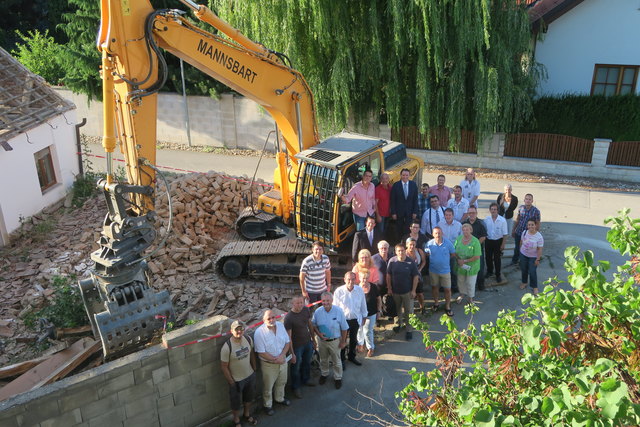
[158,301,321,350]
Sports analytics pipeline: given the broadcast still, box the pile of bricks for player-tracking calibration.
[0,171,276,365]
[146,171,269,284]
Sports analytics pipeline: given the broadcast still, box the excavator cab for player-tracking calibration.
[294,132,421,252]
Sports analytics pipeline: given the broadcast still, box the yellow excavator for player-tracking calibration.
[81,0,423,357]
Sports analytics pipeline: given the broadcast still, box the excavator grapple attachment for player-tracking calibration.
[79,272,173,358]
[80,180,175,358]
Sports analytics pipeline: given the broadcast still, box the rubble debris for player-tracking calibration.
[0,170,279,372]
[0,338,100,401]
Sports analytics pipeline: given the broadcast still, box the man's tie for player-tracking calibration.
[436,209,440,224]
[403,182,408,198]
[368,231,373,246]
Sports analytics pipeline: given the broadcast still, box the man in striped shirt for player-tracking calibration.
[299,242,332,304]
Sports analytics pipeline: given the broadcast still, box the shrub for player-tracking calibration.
[521,94,640,141]
[25,276,89,329]
[11,29,64,85]
[398,209,640,426]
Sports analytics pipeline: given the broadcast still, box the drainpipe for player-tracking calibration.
[75,118,87,176]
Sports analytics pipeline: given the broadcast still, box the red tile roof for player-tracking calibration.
[527,0,585,25]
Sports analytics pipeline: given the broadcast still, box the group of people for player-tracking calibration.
[221,265,374,424]
[222,168,546,425]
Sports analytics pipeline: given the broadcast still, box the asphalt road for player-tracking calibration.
[85,143,640,426]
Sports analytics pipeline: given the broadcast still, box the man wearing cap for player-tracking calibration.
[284,296,316,398]
[220,320,258,427]
[254,310,291,415]
[312,291,349,389]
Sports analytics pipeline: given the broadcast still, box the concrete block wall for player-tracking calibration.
[0,315,234,427]
[54,89,275,151]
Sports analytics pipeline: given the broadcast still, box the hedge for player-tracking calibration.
[520,94,640,141]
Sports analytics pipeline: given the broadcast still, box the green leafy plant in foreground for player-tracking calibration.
[399,209,640,426]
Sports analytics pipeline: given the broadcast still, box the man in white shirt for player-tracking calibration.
[483,202,508,283]
[437,208,462,242]
[460,168,480,208]
[254,310,291,415]
[333,272,368,367]
[447,185,470,222]
[421,195,446,236]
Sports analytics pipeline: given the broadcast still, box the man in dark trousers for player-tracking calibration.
[352,216,382,261]
[390,168,419,244]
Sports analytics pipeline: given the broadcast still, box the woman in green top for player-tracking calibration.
[454,223,482,305]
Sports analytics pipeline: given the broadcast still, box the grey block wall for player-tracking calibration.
[54,89,276,151]
[0,315,234,427]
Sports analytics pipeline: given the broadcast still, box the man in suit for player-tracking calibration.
[390,168,419,245]
[352,216,382,261]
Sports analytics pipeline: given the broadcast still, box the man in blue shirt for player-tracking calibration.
[312,292,349,389]
[424,227,456,317]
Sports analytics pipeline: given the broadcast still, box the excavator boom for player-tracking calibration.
[82,0,321,357]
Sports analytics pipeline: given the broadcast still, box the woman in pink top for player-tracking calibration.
[352,249,380,285]
[518,219,544,295]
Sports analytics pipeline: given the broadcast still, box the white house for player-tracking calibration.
[0,48,79,246]
[530,0,640,96]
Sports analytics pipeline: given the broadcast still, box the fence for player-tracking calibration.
[392,127,477,153]
[504,133,594,163]
[606,141,640,167]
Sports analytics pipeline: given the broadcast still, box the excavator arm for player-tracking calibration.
[97,0,318,220]
[81,0,320,357]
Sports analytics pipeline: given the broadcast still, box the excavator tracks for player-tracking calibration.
[215,238,352,282]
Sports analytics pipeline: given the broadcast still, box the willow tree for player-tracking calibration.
[210,0,541,146]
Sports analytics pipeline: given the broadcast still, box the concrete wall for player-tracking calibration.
[411,133,640,184]
[54,89,276,151]
[0,316,236,427]
[0,112,80,238]
[535,0,640,96]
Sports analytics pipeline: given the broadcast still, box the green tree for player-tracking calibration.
[210,0,541,144]
[0,0,71,51]
[397,209,640,426]
[57,0,103,100]
[11,30,65,85]
[55,0,229,100]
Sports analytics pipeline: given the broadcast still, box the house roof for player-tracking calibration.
[0,47,74,149]
[527,0,585,28]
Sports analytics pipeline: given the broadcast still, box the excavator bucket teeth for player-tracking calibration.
[94,290,173,358]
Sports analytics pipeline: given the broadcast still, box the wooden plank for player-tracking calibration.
[0,355,52,380]
[0,338,100,401]
[33,339,101,388]
[55,325,93,339]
